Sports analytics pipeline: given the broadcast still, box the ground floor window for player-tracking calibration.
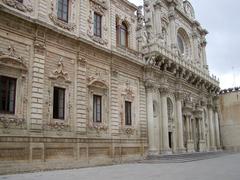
[125,101,132,126]
[53,87,65,120]
[0,76,16,114]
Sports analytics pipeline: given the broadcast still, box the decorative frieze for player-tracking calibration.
[0,116,25,129]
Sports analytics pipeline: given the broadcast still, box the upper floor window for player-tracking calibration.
[53,87,65,120]
[125,101,132,126]
[0,76,16,114]
[117,22,128,48]
[177,35,184,55]
[94,13,102,38]
[57,0,69,22]
[93,95,102,123]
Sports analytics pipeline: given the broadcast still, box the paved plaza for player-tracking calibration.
[0,153,240,180]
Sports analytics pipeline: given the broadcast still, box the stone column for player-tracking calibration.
[175,92,185,152]
[146,82,157,154]
[214,111,221,149]
[208,104,216,150]
[154,1,163,38]
[169,3,177,49]
[192,22,199,62]
[159,88,170,154]
[186,115,190,141]
[186,115,194,152]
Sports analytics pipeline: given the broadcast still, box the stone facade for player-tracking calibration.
[0,0,220,174]
[219,88,240,152]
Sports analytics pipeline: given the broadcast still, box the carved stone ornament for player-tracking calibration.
[49,57,71,83]
[122,127,135,136]
[88,122,108,134]
[2,0,33,12]
[0,116,25,129]
[49,13,76,31]
[0,45,27,71]
[123,81,134,101]
[90,0,107,15]
[87,71,108,89]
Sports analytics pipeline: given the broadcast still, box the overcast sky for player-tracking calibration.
[129,0,240,89]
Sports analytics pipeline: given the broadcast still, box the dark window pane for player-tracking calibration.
[53,87,65,120]
[93,95,102,123]
[94,13,102,37]
[125,101,132,126]
[0,76,16,114]
[57,0,69,22]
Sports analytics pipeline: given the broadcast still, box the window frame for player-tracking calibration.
[53,86,66,120]
[94,12,102,38]
[0,75,17,114]
[93,94,102,123]
[119,23,128,47]
[125,101,132,126]
[57,0,69,23]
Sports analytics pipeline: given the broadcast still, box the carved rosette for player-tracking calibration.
[2,0,33,12]
[121,127,135,137]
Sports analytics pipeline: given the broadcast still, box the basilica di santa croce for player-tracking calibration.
[0,0,221,174]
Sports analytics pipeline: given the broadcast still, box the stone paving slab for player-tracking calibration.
[0,153,240,180]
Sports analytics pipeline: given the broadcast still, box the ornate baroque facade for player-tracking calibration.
[0,0,221,174]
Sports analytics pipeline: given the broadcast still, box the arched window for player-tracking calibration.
[116,21,128,48]
[177,34,184,55]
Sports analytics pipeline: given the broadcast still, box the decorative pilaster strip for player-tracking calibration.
[76,56,87,134]
[30,28,46,131]
[110,70,120,136]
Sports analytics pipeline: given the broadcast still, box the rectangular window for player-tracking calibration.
[94,13,102,38]
[125,101,132,126]
[93,95,102,123]
[0,76,16,114]
[53,87,65,120]
[57,0,69,22]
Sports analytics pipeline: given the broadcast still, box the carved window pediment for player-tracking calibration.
[88,79,108,89]
[49,57,71,83]
[0,46,27,71]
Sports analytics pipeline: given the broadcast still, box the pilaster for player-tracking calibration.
[30,27,46,131]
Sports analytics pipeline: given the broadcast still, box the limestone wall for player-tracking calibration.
[219,91,240,151]
[0,11,147,174]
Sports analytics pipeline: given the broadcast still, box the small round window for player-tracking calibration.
[177,35,184,55]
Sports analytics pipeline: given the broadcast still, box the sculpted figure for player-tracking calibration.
[136,6,144,30]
